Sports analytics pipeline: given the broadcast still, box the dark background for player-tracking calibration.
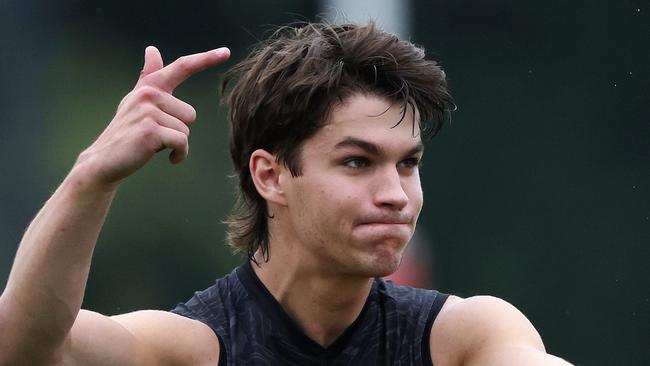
[1,1,648,365]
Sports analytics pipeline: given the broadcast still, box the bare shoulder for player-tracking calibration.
[68,309,219,366]
[429,295,573,366]
[432,295,545,349]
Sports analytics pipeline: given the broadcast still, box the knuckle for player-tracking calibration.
[179,123,190,136]
[187,106,197,122]
[140,115,156,127]
[135,85,160,101]
[138,123,158,140]
[174,56,192,73]
[172,133,189,151]
[138,104,159,118]
[180,108,197,125]
[178,133,189,146]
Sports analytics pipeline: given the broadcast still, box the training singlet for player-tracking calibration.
[171,262,448,366]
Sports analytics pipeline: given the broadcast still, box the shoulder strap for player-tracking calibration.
[421,292,449,366]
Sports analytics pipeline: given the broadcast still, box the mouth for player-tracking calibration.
[352,213,415,246]
[358,222,410,229]
[354,219,413,241]
[356,214,413,226]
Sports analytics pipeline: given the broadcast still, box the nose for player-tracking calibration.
[373,167,409,210]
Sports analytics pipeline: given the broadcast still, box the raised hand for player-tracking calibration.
[77,46,230,187]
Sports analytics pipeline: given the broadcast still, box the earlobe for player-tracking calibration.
[249,149,287,206]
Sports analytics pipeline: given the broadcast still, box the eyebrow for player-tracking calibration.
[333,137,424,157]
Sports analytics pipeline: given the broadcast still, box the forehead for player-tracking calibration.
[305,94,422,151]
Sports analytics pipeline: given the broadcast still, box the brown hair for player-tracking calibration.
[221,21,455,262]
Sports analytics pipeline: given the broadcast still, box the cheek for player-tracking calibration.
[311,184,359,228]
[294,179,352,218]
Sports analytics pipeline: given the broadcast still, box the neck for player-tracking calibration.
[252,249,373,347]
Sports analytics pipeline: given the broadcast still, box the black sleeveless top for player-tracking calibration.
[171,262,448,366]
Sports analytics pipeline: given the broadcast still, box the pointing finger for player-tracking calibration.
[148,47,230,92]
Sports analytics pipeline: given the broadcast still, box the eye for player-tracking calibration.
[344,157,369,169]
[399,157,421,169]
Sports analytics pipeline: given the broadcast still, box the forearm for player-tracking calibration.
[0,46,229,366]
[0,159,118,359]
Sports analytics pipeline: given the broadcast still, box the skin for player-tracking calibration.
[0,48,573,365]
[251,95,572,365]
[250,95,424,346]
[0,46,225,366]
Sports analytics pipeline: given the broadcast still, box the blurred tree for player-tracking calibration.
[413,1,650,364]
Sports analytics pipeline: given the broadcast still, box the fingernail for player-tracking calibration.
[215,47,230,57]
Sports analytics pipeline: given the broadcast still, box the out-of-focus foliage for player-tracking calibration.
[413,3,649,364]
[1,1,647,364]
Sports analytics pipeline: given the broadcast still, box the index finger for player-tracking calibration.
[148,47,231,92]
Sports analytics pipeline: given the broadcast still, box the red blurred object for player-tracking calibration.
[385,242,432,288]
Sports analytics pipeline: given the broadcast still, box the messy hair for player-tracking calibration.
[221,21,455,262]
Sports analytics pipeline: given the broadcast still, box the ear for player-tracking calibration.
[249,149,288,206]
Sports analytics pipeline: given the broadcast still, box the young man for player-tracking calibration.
[0,22,572,365]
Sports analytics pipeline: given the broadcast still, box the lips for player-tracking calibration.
[356,213,413,226]
[354,215,413,244]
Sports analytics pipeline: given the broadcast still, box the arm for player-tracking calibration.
[0,46,229,366]
[430,295,573,366]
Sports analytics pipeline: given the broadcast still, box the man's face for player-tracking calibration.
[280,93,424,278]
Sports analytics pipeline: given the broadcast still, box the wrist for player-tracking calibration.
[67,152,122,196]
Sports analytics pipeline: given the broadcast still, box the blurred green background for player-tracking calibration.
[1,1,648,365]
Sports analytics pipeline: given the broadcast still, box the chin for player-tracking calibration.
[353,250,404,278]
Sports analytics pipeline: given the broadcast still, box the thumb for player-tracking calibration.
[140,46,164,79]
